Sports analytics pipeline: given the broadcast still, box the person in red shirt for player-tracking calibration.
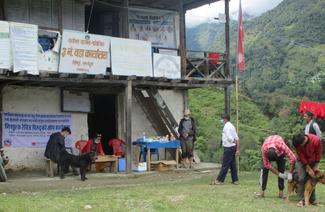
[292,133,323,207]
[255,135,296,198]
[84,134,105,155]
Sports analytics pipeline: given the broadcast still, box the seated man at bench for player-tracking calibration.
[44,127,78,176]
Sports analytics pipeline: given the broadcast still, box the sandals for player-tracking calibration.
[297,201,304,208]
[254,191,265,198]
[210,180,223,185]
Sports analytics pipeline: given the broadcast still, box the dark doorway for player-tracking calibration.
[85,4,119,36]
[88,95,117,155]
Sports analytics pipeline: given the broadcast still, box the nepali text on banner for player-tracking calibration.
[2,112,72,148]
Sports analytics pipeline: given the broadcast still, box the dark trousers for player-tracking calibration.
[296,161,316,203]
[217,146,238,182]
[259,155,285,191]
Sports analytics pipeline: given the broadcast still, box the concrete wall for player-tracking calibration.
[2,85,88,170]
[1,86,185,170]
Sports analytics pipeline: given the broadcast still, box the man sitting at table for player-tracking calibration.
[178,109,197,168]
[84,134,105,155]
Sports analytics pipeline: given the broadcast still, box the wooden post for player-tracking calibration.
[58,0,63,32]
[0,0,5,20]
[125,80,133,173]
[224,0,230,78]
[224,0,231,116]
[122,0,129,38]
[179,0,186,78]
[146,148,151,171]
[224,86,231,116]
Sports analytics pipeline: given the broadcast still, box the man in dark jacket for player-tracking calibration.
[178,109,196,168]
[44,127,79,175]
[44,127,71,163]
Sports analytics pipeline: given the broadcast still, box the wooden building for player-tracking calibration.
[0,0,232,172]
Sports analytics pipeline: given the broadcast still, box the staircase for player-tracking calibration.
[134,88,179,137]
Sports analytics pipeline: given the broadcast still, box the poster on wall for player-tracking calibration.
[129,8,177,48]
[2,112,72,148]
[153,53,181,79]
[10,22,39,75]
[0,21,12,69]
[59,30,110,75]
[110,37,153,77]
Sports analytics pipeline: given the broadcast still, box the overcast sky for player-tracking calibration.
[186,0,283,27]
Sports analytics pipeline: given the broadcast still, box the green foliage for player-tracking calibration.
[189,88,272,170]
[240,149,261,171]
[187,0,325,170]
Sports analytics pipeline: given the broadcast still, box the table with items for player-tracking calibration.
[133,137,181,171]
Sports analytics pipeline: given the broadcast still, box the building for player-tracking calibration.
[0,0,232,172]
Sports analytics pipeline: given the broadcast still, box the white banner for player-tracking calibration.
[0,21,12,69]
[153,53,181,79]
[111,37,153,77]
[129,9,176,48]
[10,22,39,75]
[59,30,110,75]
[2,112,72,148]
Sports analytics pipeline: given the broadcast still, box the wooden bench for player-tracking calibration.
[45,158,56,177]
[95,155,118,173]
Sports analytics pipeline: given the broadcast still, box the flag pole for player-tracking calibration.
[235,0,244,173]
[236,69,240,173]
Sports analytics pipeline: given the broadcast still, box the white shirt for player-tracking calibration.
[305,120,322,137]
[222,121,239,147]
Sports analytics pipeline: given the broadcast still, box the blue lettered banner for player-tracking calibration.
[2,112,72,148]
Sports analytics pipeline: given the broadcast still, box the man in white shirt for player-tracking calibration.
[211,114,240,185]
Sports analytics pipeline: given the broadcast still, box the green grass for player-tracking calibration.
[0,172,324,212]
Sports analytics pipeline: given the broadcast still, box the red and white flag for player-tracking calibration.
[237,0,245,72]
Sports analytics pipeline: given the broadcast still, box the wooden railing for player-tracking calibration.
[186,50,227,80]
[153,47,227,80]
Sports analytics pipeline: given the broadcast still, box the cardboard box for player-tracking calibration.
[132,162,147,172]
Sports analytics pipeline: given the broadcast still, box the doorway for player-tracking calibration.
[88,94,117,155]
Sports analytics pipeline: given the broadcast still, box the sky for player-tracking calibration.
[186,0,283,27]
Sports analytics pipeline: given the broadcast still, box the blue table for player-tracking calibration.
[133,138,181,171]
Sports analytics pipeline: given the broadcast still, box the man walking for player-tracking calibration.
[255,135,296,198]
[211,114,240,185]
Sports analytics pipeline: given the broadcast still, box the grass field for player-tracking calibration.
[0,171,324,212]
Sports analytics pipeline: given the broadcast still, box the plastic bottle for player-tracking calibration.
[142,132,146,141]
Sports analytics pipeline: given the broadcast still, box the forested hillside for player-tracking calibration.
[187,0,325,167]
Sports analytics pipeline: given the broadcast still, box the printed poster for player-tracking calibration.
[153,53,181,79]
[110,37,153,77]
[0,21,12,69]
[129,9,177,48]
[2,112,72,148]
[10,22,39,75]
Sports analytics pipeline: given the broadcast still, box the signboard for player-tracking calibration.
[10,22,39,75]
[59,30,110,75]
[153,53,181,79]
[0,21,12,69]
[129,9,177,48]
[111,37,153,77]
[62,90,91,113]
[2,112,72,148]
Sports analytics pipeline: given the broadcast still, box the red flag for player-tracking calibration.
[237,0,245,72]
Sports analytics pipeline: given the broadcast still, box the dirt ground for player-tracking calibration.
[0,163,219,194]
